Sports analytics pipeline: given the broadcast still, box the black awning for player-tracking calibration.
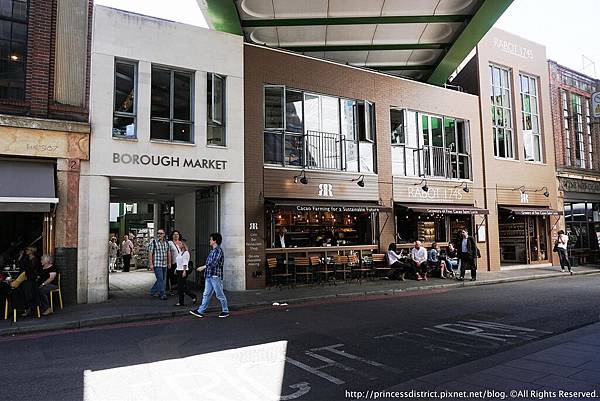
[266,199,391,213]
[0,159,57,212]
[499,206,562,216]
[396,203,489,215]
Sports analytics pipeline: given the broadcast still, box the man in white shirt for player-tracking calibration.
[410,241,428,280]
[275,227,289,248]
[555,229,572,274]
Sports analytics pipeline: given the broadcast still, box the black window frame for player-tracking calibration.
[150,65,194,144]
[112,58,138,139]
[0,0,28,102]
[207,72,226,146]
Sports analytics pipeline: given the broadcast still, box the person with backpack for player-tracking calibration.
[148,229,171,300]
[555,229,572,274]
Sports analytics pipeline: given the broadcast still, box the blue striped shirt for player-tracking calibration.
[204,245,224,279]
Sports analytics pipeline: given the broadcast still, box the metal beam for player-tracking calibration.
[427,0,514,85]
[241,15,470,28]
[203,0,242,35]
[281,43,450,52]
[368,65,434,71]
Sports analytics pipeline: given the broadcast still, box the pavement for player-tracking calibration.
[2,264,599,337]
[387,322,600,401]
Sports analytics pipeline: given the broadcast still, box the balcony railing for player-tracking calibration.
[392,145,464,179]
[305,130,345,171]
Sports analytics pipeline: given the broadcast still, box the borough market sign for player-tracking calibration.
[112,152,227,170]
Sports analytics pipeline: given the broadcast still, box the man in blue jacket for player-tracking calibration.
[190,233,229,318]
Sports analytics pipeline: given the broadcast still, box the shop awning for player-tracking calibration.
[0,159,58,212]
[266,199,391,213]
[499,206,562,216]
[396,203,489,215]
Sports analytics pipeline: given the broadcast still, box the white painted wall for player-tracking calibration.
[79,6,246,302]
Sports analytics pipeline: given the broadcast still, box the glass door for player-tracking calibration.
[527,216,549,263]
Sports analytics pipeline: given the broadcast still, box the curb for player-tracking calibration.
[2,269,598,337]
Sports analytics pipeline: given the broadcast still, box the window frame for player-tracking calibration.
[262,85,376,172]
[150,65,194,144]
[490,64,515,159]
[519,73,542,162]
[112,58,138,139]
[561,90,571,166]
[585,98,593,169]
[207,72,226,146]
[572,93,585,168]
[0,0,28,101]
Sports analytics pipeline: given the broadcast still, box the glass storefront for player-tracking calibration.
[395,207,474,246]
[564,202,600,253]
[267,208,376,248]
[498,208,550,264]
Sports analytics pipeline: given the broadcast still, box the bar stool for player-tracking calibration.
[371,254,391,279]
[312,256,335,285]
[349,254,371,283]
[293,257,313,285]
[266,257,292,288]
[333,255,350,282]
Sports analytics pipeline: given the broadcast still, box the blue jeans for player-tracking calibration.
[197,276,229,314]
[150,266,167,297]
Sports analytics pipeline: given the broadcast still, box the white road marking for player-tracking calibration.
[285,356,346,385]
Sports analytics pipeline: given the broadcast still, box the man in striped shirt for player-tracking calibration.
[148,229,171,300]
[190,232,229,318]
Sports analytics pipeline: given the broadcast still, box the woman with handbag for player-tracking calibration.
[555,230,572,274]
[174,241,197,307]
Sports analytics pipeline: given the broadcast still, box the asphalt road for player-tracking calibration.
[1,274,599,401]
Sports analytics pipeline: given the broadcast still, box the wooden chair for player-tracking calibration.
[293,257,313,285]
[371,254,391,279]
[4,297,41,323]
[333,255,350,281]
[266,257,292,288]
[50,274,63,310]
[312,256,335,285]
[349,254,371,283]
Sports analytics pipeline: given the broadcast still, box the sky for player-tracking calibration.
[94,0,598,79]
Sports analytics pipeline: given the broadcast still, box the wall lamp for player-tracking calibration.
[293,170,308,185]
[515,185,526,193]
[454,182,470,193]
[414,178,429,192]
[352,175,365,187]
[536,186,550,197]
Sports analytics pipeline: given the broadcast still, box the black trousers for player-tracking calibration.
[122,254,131,272]
[557,248,571,270]
[388,261,416,279]
[176,270,196,304]
[460,257,476,279]
[167,264,178,291]
[12,280,37,310]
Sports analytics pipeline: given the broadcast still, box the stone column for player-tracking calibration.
[77,173,110,303]
[220,182,246,291]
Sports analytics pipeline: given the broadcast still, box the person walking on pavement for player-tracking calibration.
[190,233,229,318]
[457,229,480,281]
[121,234,134,272]
[555,229,572,275]
[173,241,196,306]
[167,230,183,295]
[108,237,118,273]
[148,229,171,300]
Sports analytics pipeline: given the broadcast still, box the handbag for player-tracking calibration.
[552,240,559,253]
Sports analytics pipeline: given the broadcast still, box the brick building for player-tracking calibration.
[0,0,92,304]
[548,61,600,263]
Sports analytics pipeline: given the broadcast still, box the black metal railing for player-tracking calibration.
[305,130,345,171]
[393,145,461,178]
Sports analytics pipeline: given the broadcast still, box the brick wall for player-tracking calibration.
[0,0,91,121]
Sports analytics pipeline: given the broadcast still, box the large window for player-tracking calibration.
[263,85,376,173]
[564,202,600,253]
[490,65,514,159]
[207,73,225,146]
[561,90,571,166]
[519,74,542,162]
[390,108,470,179]
[113,60,137,138]
[150,66,193,143]
[585,99,593,169]
[0,0,27,101]
[572,94,585,168]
